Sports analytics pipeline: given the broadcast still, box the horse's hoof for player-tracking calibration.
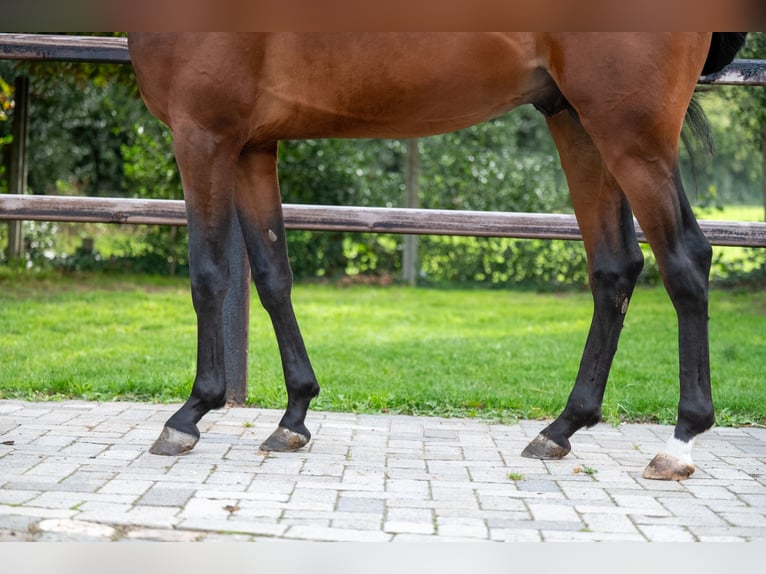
[642,453,695,481]
[149,426,199,456]
[259,426,310,452]
[521,433,571,459]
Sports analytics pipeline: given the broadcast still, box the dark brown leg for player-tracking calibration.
[538,35,712,480]
[235,144,320,452]
[522,110,644,460]
[150,126,239,455]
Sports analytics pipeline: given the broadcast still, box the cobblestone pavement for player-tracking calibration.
[0,399,764,542]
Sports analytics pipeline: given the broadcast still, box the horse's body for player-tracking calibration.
[128,32,746,480]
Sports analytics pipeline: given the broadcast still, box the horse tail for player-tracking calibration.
[702,32,747,75]
[681,33,747,193]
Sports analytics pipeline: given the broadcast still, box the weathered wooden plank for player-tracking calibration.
[2,194,765,247]
[0,194,185,224]
[0,34,129,63]
[699,58,766,86]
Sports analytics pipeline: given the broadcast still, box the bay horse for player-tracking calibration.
[127,33,746,481]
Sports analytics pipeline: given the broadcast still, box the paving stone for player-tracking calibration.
[0,489,40,505]
[124,527,204,541]
[180,517,287,538]
[719,510,766,527]
[386,506,432,522]
[384,520,435,534]
[98,478,153,496]
[337,495,384,514]
[528,502,582,523]
[332,517,383,530]
[137,485,196,507]
[125,505,180,528]
[436,517,488,539]
[489,527,543,541]
[639,524,696,541]
[284,525,391,542]
[36,518,116,540]
[580,512,642,534]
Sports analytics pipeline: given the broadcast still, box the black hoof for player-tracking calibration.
[521,433,571,460]
[259,426,310,452]
[149,426,199,456]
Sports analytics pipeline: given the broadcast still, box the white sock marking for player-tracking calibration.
[657,435,696,466]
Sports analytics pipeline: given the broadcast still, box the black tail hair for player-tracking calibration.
[702,32,747,75]
[683,33,747,192]
[682,94,715,194]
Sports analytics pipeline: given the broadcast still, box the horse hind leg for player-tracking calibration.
[575,107,711,481]
[235,144,320,452]
[150,126,240,456]
[522,109,644,460]
[539,35,713,480]
[639,169,712,480]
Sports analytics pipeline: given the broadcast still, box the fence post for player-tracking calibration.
[402,138,420,286]
[762,120,766,223]
[222,212,251,405]
[6,76,29,261]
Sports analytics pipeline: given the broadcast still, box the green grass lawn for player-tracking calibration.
[1,270,764,426]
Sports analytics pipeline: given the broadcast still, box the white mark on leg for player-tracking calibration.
[620,296,629,315]
[268,229,278,242]
[657,435,696,467]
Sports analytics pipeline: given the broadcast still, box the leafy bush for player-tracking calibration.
[121,120,188,275]
[419,236,588,288]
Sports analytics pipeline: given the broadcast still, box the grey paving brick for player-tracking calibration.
[125,505,180,528]
[527,502,582,523]
[124,527,204,542]
[720,510,766,527]
[337,495,384,514]
[517,479,562,494]
[180,517,287,538]
[639,524,696,541]
[580,511,641,534]
[137,485,195,507]
[489,527,543,541]
[436,517,488,538]
[99,478,153,496]
[384,520,435,534]
[284,524,391,541]
[0,489,40,505]
[36,518,116,541]
[179,496,238,520]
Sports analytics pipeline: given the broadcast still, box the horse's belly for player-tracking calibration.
[251,33,549,141]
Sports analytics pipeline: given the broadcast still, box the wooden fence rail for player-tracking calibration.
[1,194,766,247]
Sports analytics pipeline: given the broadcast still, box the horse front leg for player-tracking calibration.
[150,127,239,456]
[522,110,644,460]
[236,144,320,452]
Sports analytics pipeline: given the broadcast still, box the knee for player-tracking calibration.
[664,246,711,312]
[254,266,293,312]
[590,248,644,308]
[190,261,230,303]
